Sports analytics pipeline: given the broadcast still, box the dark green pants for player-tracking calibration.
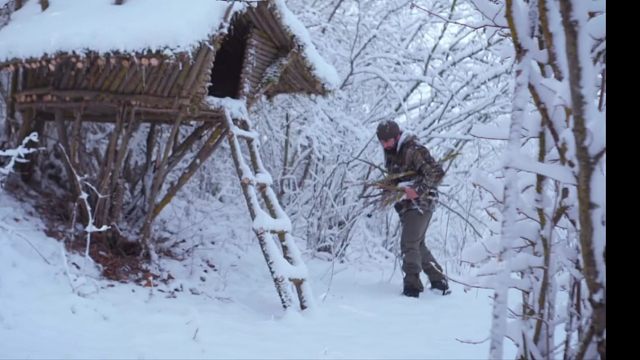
[400,209,444,290]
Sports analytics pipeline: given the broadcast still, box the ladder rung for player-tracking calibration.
[232,127,259,140]
[241,176,272,187]
[253,210,292,233]
[255,172,273,185]
[205,97,249,120]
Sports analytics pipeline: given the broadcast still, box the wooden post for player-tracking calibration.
[12,108,34,182]
[107,107,140,228]
[69,109,83,166]
[141,111,185,258]
[94,105,126,228]
[55,109,91,225]
[19,110,45,183]
[3,70,19,143]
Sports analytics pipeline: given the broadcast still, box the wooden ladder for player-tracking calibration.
[223,107,314,311]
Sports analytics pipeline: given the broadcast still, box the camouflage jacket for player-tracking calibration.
[383,132,444,214]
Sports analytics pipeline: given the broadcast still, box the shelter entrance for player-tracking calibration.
[208,18,251,99]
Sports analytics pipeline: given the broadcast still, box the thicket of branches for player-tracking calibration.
[238,0,513,270]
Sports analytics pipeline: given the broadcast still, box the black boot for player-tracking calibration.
[402,285,421,298]
[402,273,423,298]
[430,278,451,295]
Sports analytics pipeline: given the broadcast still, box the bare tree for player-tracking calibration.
[466,0,606,358]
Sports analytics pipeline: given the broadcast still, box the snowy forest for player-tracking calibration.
[1,0,605,359]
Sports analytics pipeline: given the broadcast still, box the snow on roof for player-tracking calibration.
[271,0,339,90]
[0,0,339,91]
[0,0,244,62]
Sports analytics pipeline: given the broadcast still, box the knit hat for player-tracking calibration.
[376,120,400,141]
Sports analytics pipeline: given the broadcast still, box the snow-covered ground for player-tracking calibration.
[1,190,515,359]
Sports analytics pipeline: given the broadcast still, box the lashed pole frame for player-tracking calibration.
[223,108,313,311]
[139,112,228,258]
[140,37,221,255]
[19,101,229,254]
[5,33,228,252]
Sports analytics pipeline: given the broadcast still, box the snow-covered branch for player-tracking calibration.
[0,132,40,176]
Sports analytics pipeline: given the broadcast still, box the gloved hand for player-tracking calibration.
[426,189,439,201]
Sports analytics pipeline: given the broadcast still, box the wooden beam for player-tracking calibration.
[159,63,183,97]
[106,107,141,226]
[117,63,141,94]
[248,7,288,49]
[13,108,34,156]
[70,109,84,166]
[168,55,194,97]
[56,112,92,227]
[180,46,210,98]
[14,102,225,124]
[54,109,72,156]
[15,89,191,108]
[153,125,227,220]
[94,105,126,227]
[146,61,170,96]
[166,122,215,172]
[141,111,186,254]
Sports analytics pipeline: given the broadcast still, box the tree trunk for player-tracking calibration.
[560,1,606,358]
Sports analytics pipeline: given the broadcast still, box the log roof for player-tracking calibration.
[0,0,338,122]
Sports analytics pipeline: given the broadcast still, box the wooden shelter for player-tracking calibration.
[1,0,334,121]
[0,0,338,310]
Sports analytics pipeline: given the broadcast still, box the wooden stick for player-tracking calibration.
[159,62,182,97]
[166,122,216,172]
[16,89,190,108]
[108,107,140,224]
[168,55,193,97]
[180,46,211,98]
[141,111,185,250]
[94,105,126,226]
[153,125,227,219]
